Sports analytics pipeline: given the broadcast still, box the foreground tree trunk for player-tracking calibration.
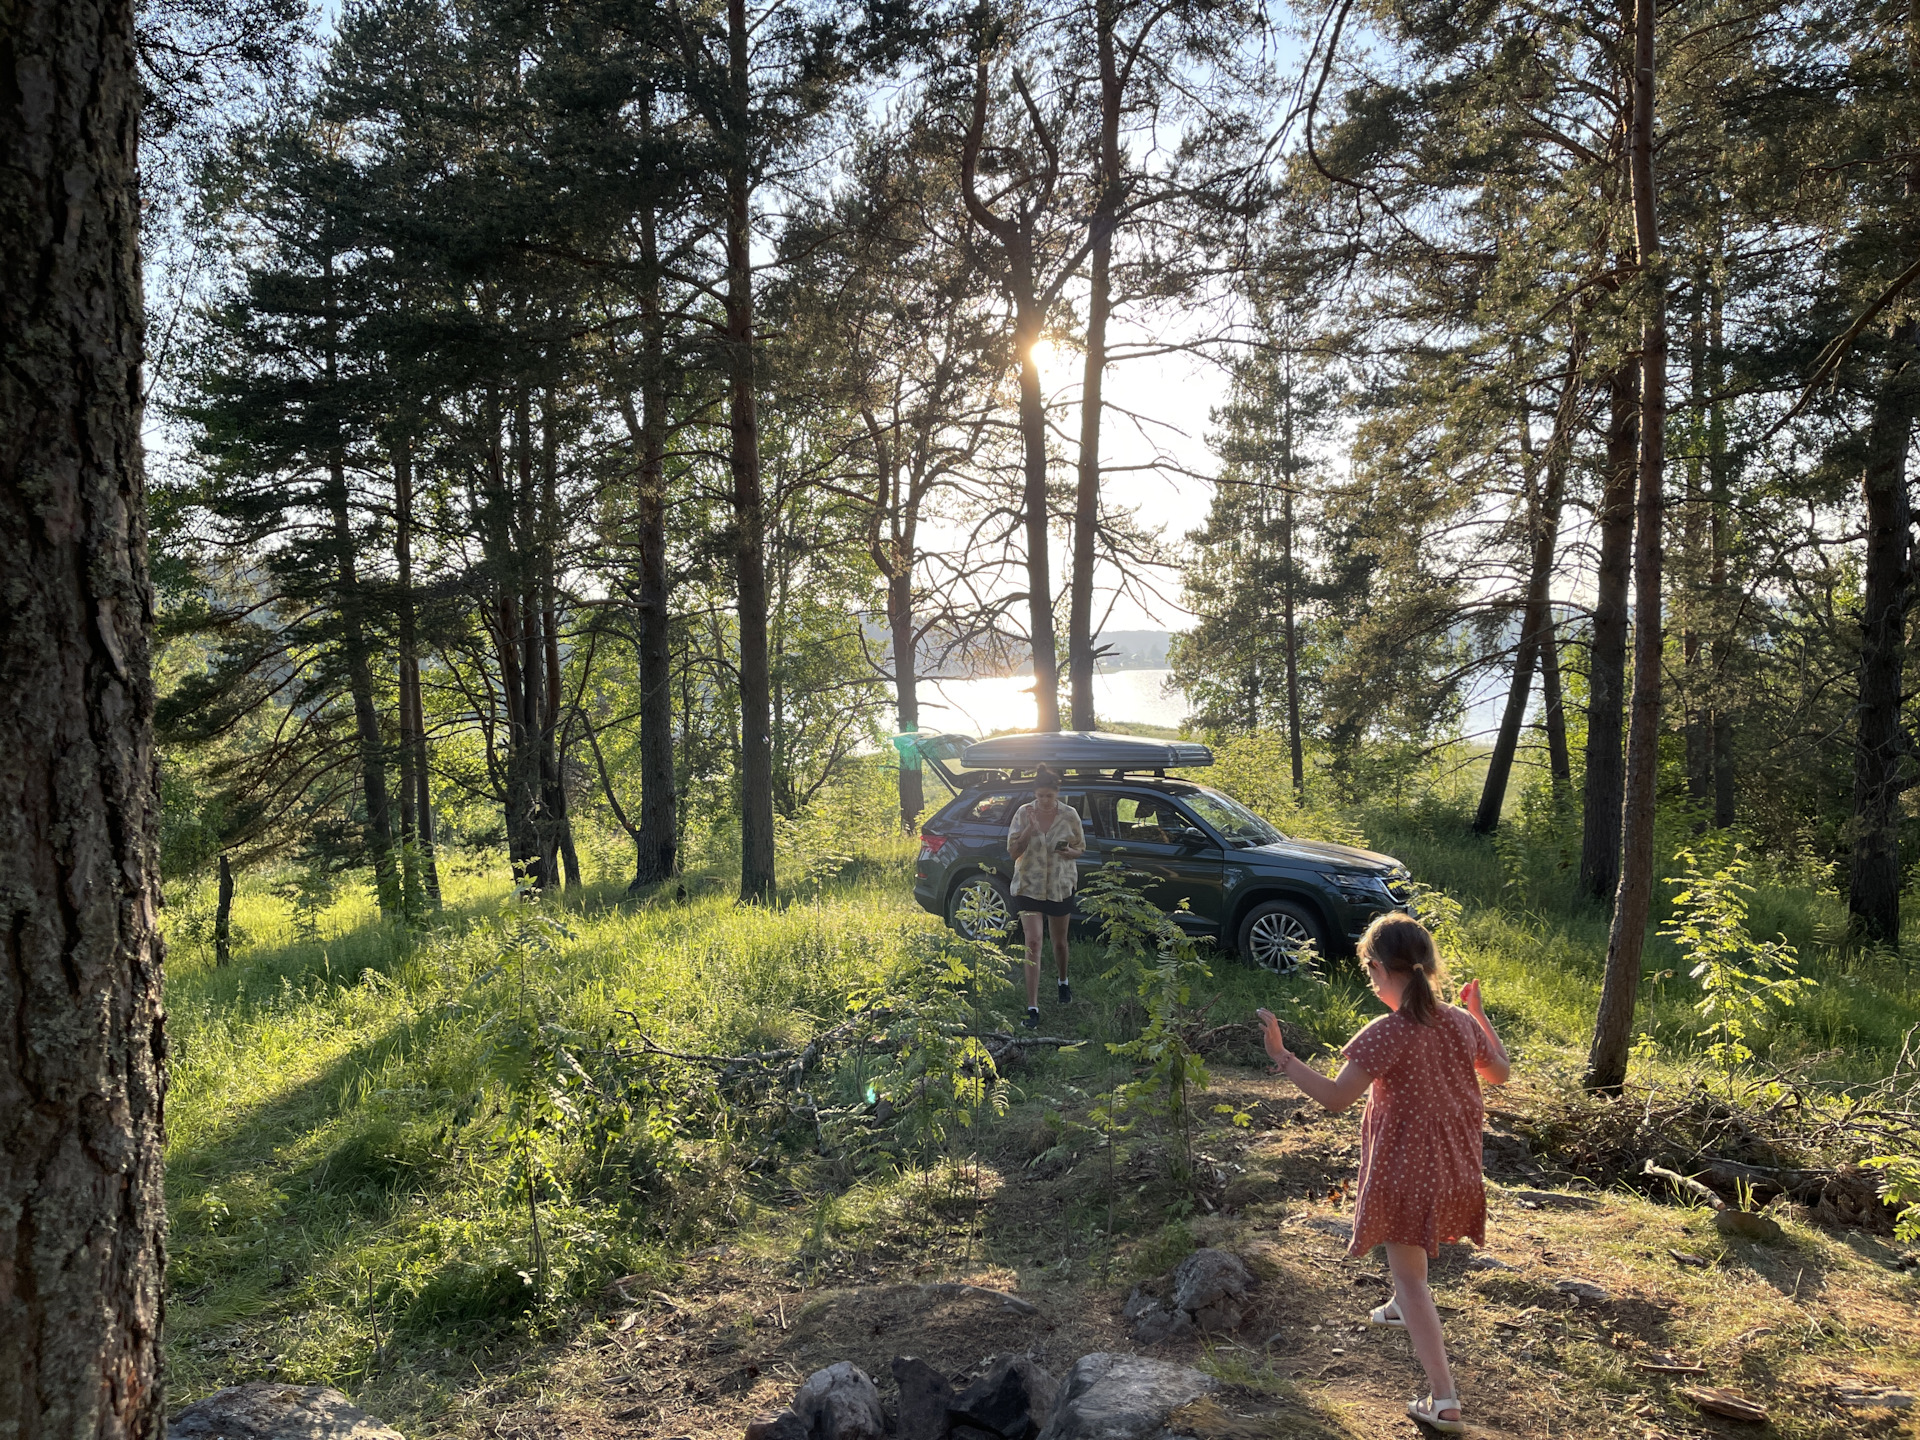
[632,176,679,885]
[1069,0,1122,733]
[1847,318,1918,944]
[1580,358,1638,901]
[1587,0,1667,1092]
[727,0,777,899]
[0,2,169,1433]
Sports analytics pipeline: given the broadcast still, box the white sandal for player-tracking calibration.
[1366,1300,1407,1328]
[1407,1394,1463,1433]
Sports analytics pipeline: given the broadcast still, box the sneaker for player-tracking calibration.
[1023,1007,1040,1030]
[1058,979,1072,1005]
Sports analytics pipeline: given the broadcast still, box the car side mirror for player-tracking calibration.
[1170,825,1208,847]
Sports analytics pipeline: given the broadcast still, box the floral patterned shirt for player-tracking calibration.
[1007,802,1086,901]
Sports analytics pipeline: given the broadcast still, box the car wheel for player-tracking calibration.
[947,872,1015,943]
[1237,900,1326,974]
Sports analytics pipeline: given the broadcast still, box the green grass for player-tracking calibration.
[157,773,1920,1426]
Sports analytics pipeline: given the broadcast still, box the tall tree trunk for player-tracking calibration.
[889,569,925,830]
[393,430,440,907]
[328,448,401,914]
[1282,482,1305,797]
[1708,271,1735,828]
[1540,611,1572,783]
[1016,295,1062,731]
[1682,282,1712,810]
[323,257,399,914]
[631,163,678,885]
[392,432,421,911]
[1580,358,1638,901]
[728,0,777,900]
[1476,343,1581,833]
[1069,0,1122,733]
[538,400,578,890]
[0,0,169,1430]
[1587,0,1667,1092]
[215,854,235,967]
[1848,318,1918,944]
[514,390,553,890]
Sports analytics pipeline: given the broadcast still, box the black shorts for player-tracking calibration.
[1012,893,1076,918]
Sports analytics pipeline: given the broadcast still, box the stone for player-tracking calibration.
[1169,1249,1250,1315]
[1835,1389,1917,1409]
[746,1413,810,1440]
[1552,1279,1610,1304]
[1001,1295,1039,1317]
[794,1362,887,1440]
[892,1356,955,1440]
[1035,1353,1220,1440]
[1121,1287,1156,1321]
[1189,1300,1243,1332]
[1465,1254,1516,1272]
[169,1384,405,1440]
[949,1355,1058,1440]
[952,1426,1001,1440]
[1128,1301,1196,1346]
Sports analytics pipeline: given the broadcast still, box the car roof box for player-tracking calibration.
[959,731,1213,774]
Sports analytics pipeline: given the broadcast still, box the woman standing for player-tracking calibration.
[1006,766,1086,1030]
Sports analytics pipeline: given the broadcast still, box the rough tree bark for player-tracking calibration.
[1847,317,1918,944]
[215,854,235,966]
[1580,357,1638,901]
[727,0,777,899]
[0,1,169,1434]
[631,154,679,885]
[1587,0,1667,1092]
[1069,0,1122,733]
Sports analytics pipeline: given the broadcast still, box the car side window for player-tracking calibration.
[1092,793,1174,845]
[964,792,1016,825]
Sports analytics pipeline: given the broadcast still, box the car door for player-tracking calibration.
[1091,791,1225,934]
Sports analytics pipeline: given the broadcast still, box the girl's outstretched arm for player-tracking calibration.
[1460,980,1512,1085]
[1256,1009,1371,1113]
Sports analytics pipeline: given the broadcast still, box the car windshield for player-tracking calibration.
[1181,790,1285,848]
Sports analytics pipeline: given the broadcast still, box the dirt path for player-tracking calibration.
[411,1065,1920,1440]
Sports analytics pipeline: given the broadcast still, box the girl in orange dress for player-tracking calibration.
[1257,914,1510,1434]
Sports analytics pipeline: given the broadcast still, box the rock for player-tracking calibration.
[746,1413,811,1440]
[1465,1254,1515,1272]
[169,1384,405,1440]
[892,1357,955,1440]
[1552,1278,1610,1304]
[1001,1295,1039,1317]
[949,1355,1058,1440]
[1121,1287,1157,1321]
[1169,1249,1250,1314]
[1036,1353,1219,1440]
[1128,1302,1196,1345]
[1189,1300,1243,1332]
[952,1426,1001,1440]
[1713,1209,1784,1242]
[794,1362,886,1440]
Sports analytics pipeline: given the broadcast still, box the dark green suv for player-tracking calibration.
[909,731,1413,970]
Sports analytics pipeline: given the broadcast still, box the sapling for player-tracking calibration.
[1661,843,1812,1093]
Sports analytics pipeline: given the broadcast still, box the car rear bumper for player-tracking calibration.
[913,868,942,916]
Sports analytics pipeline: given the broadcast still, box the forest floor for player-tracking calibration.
[159,809,1920,1440]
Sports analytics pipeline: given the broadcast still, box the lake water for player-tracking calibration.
[912,668,1191,736]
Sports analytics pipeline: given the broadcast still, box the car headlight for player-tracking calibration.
[1318,870,1394,903]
